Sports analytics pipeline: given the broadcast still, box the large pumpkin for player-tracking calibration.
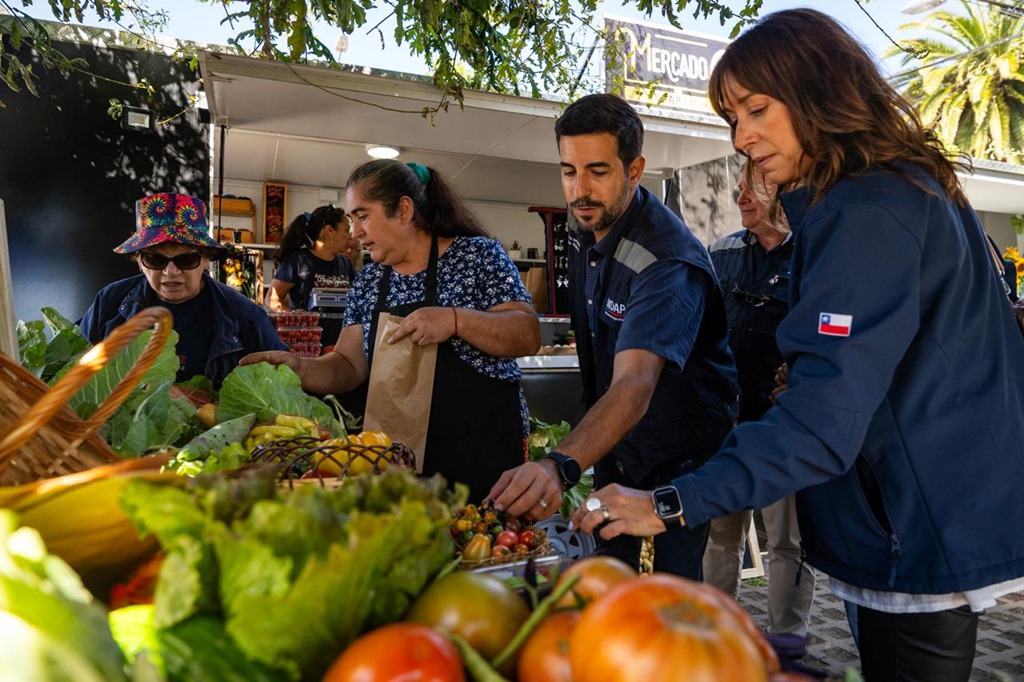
[568,574,771,682]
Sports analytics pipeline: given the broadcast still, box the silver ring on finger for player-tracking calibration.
[538,498,548,509]
[585,497,602,512]
[600,505,611,522]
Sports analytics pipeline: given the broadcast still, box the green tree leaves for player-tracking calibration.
[890,0,1024,163]
[3,0,762,115]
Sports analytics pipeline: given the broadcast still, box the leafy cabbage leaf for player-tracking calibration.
[217,363,342,436]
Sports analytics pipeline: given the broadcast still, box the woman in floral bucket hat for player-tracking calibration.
[78,193,286,386]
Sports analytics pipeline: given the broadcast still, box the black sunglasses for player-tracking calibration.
[139,251,204,271]
[731,283,771,307]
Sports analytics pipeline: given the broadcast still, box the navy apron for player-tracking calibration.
[368,236,525,501]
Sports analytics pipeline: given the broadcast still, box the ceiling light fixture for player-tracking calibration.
[365,144,402,159]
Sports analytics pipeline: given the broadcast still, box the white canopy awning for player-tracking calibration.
[199,51,1024,216]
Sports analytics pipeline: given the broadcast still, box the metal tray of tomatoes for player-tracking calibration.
[466,552,566,583]
[450,501,552,569]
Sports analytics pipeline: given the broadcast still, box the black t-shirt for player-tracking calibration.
[161,284,215,382]
[273,250,355,309]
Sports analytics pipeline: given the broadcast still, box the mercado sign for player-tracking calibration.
[603,16,730,117]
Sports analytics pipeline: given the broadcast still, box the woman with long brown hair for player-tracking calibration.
[244,160,540,501]
[571,10,1024,680]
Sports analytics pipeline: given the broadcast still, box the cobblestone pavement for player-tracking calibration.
[736,577,1024,681]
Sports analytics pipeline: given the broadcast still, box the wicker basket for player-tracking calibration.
[0,307,173,486]
[251,436,417,489]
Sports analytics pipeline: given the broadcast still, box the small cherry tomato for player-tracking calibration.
[496,530,519,548]
[519,530,539,548]
[513,543,530,555]
[505,517,523,533]
[491,545,512,558]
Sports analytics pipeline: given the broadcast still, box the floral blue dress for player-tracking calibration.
[343,236,533,433]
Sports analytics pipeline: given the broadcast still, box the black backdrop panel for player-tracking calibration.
[0,36,208,325]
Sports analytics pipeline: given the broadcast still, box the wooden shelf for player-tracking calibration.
[213,196,255,217]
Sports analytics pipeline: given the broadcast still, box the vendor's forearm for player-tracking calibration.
[553,349,664,471]
[293,352,364,395]
[555,375,653,471]
[453,306,540,357]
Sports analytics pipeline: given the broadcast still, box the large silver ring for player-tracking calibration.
[585,497,602,512]
[600,505,611,522]
[538,498,548,509]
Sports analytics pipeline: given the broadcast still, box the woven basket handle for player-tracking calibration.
[0,307,173,460]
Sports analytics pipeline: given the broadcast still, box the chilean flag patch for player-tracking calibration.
[818,312,853,337]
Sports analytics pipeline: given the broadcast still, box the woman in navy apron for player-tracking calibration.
[243,160,540,501]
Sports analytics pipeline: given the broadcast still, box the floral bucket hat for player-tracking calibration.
[113,193,223,254]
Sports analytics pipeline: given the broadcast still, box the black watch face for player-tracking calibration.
[653,487,683,518]
[560,458,581,486]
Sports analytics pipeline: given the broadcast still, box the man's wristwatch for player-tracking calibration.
[652,485,685,530]
[542,451,582,491]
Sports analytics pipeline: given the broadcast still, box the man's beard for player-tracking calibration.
[570,192,628,233]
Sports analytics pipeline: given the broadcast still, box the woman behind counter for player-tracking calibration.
[266,204,358,312]
[242,160,540,500]
[78,193,286,387]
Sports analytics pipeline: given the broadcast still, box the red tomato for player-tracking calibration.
[553,555,637,609]
[323,623,465,682]
[517,610,580,682]
[495,530,519,548]
[406,571,530,676]
[518,529,539,548]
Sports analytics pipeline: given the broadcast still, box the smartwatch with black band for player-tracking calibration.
[542,451,582,490]
[652,485,685,529]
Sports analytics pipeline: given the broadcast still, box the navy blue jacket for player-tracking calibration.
[673,164,1024,593]
[571,185,739,482]
[78,273,286,387]
[709,230,793,422]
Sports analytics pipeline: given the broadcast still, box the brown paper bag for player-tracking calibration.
[363,313,437,471]
[522,267,549,314]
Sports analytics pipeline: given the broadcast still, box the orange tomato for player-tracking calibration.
[553,555,637,609]
[569,574,771,682]
[517,610,580,682]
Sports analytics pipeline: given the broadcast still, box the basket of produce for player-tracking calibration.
[249,427,415,486]
[449,500,552,568]
[0,306,173,486]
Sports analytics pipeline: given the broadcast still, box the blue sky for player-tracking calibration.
[25,0,937,77]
